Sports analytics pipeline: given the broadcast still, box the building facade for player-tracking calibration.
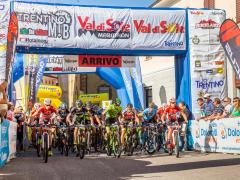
[141,0,239,108]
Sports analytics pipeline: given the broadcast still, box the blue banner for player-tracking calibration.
[120,68,134,107]
[130,57,144,110]
[0,119,10,168]
[35,55,47,92]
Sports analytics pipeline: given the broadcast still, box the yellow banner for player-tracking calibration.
[79,93,109,104]
[37,85,62,99]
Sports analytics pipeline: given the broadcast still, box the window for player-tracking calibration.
[145,86,152,108]
[204,0,215,9]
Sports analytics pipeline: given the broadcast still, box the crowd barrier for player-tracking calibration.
[188,118,240,154]
[0,120,17,168]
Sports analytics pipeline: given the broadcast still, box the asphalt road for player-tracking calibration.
[0,149,240,180]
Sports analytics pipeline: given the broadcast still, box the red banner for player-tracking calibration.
[79,55,122,67]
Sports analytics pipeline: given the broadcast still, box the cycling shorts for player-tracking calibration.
[106,117,117,126]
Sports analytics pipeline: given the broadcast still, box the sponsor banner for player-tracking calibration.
[79,93,109,104]
[122,56,136,68]
[45,55,64,72]
[219,19,240,79]
[14,2,186,51]
[130,57,144,109]
[188,10,227,119]
[79,55,122,67]
[190,118,240,154]
[7,121,17,161]
[37,85,62,99]
[120,68,134,106]
[0,119,10,168]
[35,55,47,92]
[102,100,112,109]
[131,10,186,50]
[0,0,10,85]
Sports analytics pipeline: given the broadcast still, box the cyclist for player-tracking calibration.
[66,100,89,152]
[32,98,58,156]
[102,98,122,140]
[157,103,168,122]
[139,102,158,147]
[161,98,187,149]
[120,103,139,145]
[14,106,25,151]
[57,103,69,126]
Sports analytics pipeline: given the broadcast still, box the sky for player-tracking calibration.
[22,0,155,7]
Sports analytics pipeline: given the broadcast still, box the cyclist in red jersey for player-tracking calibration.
[157,103,168,122]
[161,98,187,148]
[32,98,59,156]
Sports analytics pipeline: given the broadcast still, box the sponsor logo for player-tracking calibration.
[215,61,224,65]
[164,41,183,47]
[195,79,224,89]
[19,37,48,44]
[77,16,130,39]
[17,10,72,40]
[200,122,218,137]
[195,60,201,67]
[133,20,184,34]
[211,11,225,16]
[20,28,48,36]
[79,55,122,67]
[196,19,220,29]
[192,52,225,60]
[190,11,204,15]
[192,35,200,44]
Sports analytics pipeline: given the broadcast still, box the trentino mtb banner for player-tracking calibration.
[14,2,186,51]
[188,10,227,119]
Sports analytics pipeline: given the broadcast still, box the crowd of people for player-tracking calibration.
[1,93,240,157]
[197,94,240,120]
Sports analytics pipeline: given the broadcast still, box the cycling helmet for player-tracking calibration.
[75,100,83,108]
[86,101,92,108]
[34,103,41,110]
[115,98,121,105]
[92,105,100,112]
[44,98,51,106]
[59,103,67,110]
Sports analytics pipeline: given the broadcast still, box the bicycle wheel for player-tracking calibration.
[36,133,41,157]
[86,130,91,154]
[146,129,156,155]
[79,135,85,159]
[43,134,48,163]
[175,131,180,158]
[126,135,134,156]
[113,130,121,158]
[106,135,112,156]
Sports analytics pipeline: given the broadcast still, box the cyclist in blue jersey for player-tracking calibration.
[143,103,158,123]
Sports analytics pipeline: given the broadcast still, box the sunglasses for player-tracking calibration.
[233,100,238,103]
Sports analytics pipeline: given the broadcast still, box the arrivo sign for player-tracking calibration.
[79,55,122,67]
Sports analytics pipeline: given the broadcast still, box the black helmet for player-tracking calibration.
[59,103,67,110]
[127,103,133,108]
[76,100,83,108]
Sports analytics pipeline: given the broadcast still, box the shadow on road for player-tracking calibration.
[0,151,239,180]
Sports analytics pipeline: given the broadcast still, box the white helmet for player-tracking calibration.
[44,98,51,106]
[34,103,41,110]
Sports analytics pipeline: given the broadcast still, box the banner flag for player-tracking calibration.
[35,55,47,92]
[120,68,134,106]
[130,57,144,110]
[219,19,240,79]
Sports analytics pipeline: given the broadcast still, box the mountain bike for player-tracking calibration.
[106,122,121,158]
[166,122,180,158]
[123,122,138,156]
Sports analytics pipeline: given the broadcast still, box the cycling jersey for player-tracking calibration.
[157,107,165,119]
[70,107,86,116]
[106,105,122,119]
[123,109,136,121]
[164,106,180,122]
[58,109,69,120]
[143,108,157,122]
[37,106,57,122]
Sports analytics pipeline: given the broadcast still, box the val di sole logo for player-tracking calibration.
[192,35,200,45]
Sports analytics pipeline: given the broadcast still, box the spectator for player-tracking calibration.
[230,97,240,117]
[203,93,214,117]
[206,98,224,120]
[215,97,233,119]
[0,82,8,123]
[197,98,206,119]
[6,102,15,122]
